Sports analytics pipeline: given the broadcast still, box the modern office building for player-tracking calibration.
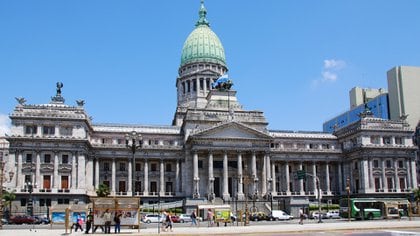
[2,1,418,217]
[387,66,420,129]
[350,87,387,109]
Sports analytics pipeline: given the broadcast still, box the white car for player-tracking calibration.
[142,214,164,224]
[269,210,294,221]
[326,210,340,219]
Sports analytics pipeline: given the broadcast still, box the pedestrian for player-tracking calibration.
[114,212,122,234]
[299,208,304,225]
[75,213,84,232]
[103,209,112,234]
[190,210,198,227]
[165,212,173,232]
[207,209,214,227]
[85,211,93,234]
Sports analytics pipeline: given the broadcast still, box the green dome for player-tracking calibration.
[180,1,226,67]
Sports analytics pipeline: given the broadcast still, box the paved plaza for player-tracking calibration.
[1,218,420,236]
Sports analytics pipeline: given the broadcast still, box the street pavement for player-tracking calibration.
[1,218,420,236]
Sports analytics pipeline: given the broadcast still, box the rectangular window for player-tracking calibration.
[206,79,210,90]
[40,199,45,207]
[399,178,406,190]
[135,181,141,192]
[187,81,190,92]
[199,79,204,90]
[61,176,69,189]
[119,162,126,171]
[104,162,110,171]
[387,177,393,189]
[151,163,157,171]
[135,163,142,172]
[44,154,51,163]
[25,175,31,183]
[374,178,381,190]
[383,136,391,145]
[46,199,51,206]
[21,199,27,206]
[398,160,404,168]
[43,126,55,135]
[62,155,68,164]
[59,126,73,136]
[373,160,379,168]
[64,199,70,204]
[192,79,197,91]
[395,137,403,145]
[26,153,33,163]
[43,175,51,189]
[386,160,392,168]
[58,199,64,204]
[165,163,172,172]
[25,125,37,135]
[370,136,380,144]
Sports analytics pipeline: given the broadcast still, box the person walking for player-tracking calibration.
[207,209,214,227]
[114,212,122,234]
[164,212,173,232]
[75,213,84,232]
[103,209,112,234]
[85,211,93,234]
[299,208,304,225]
[190,210,198,227]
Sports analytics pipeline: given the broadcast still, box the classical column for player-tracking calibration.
[160,160,165,196]
[222,151,230,200]
[128,160,133,195]
[271,162,277,196]
[410,159,417,188]
[77,152,86,190]
[312,163,317,195]
[338,163,343,194]
[193,152,200,198]
[85,157,94,192]
[285,162,290,195]
[143,159,149,195]
[237,152,244,200]
[95,158,100,189]
[251,152,257,194]
[369,158,374,191]
[17,152,23,189]
[36,152,41,189]
[111,158,116,195]
[361,159,369,193]
[261,154,267,195]
[208,152,215,200]
[299,162,305,195]
[326,162,331,194]
[53,152,59,189]
[381,159,386,191]
[72,153,77,189]
[394,158,400,192]
[406,159,411,190]
[175,159,180,195]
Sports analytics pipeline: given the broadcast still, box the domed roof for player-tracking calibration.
[180,1,226,67]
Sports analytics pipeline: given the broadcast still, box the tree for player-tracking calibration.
[413,188,420,208]
[96,183,110,197]
[2,190,16,218]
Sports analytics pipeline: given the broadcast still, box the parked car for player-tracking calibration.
[9,215,36,224]
[326,210,340,219]
[34,215,50,224]
[269,210,294,221]
[249,212,270,221]
[310,211,327,219]
[141,214,164,224]
[178,214,192,223]
[171,215,181,223]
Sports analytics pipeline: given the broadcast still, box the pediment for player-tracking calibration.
[191,121,272,141]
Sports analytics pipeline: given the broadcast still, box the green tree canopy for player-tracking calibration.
[96,183,110,197]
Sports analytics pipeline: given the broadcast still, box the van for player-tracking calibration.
[269,210,293,221]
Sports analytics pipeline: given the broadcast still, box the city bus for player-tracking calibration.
[339,198,409,220]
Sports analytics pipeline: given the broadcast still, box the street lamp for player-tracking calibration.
[25,181,35,217]
[125,131,142,197]
[267,178,273,212]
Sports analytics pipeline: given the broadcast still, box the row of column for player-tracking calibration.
[192,151,338,200]
[16,151,86,191]
[95,158,181,196]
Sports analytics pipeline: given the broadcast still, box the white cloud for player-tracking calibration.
[323,59,346,70]
[322,71,338,82]
[0,114,11,136]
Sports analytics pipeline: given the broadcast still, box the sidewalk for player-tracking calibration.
[1,218,420,236]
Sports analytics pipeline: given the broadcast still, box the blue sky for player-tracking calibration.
[1,0,419,135]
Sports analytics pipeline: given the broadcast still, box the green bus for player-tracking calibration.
[339,198,409,220]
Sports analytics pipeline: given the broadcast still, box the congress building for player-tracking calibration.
[3,1,418,216]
